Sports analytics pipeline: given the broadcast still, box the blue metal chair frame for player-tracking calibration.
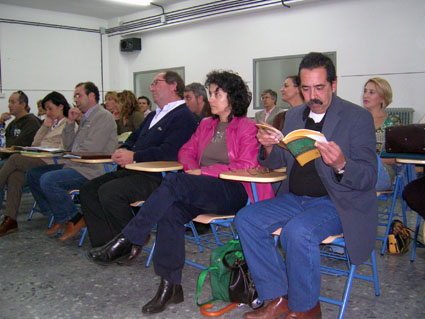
[410,214,424,262]
[319,237,380,319]
[273,230,379,319]
[376,174,407,255]
[376,155,408,255]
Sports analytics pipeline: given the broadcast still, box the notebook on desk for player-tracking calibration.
[63,152,112,160]
[15,146,65,153]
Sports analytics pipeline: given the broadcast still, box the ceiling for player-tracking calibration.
[0,0,187,20]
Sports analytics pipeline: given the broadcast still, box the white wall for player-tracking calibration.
[1,0,424,122]
[0,4,107,113]
[109,0,425,121]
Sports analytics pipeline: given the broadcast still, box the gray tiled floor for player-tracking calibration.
[1,195,424,319]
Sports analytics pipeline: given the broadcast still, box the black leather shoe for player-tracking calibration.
[117,245,142,266]
[142,277,184,314]
[87,233,132,266]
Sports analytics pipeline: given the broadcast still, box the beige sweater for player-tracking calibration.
[31,118,76,164]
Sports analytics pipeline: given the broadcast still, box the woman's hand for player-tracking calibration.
[186,169,201,175]
[43,116,54,128]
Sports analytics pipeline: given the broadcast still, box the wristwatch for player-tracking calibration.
[336,163,346,175]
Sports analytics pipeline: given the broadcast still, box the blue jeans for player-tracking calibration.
[376,162,392,191]
[26,165,88,223]
[235,193,343,312]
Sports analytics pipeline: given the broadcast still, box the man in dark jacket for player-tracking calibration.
[236,53,378,319]
[0,90,41,152]
[0,90,41,219]
[79,71,197,248]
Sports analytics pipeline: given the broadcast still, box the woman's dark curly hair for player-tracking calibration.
[205,70,252,121]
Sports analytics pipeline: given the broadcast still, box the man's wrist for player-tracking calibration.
[335,161,346,174]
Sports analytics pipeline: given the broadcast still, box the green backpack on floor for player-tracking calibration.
[196,239,242,306]
[195,239,262,317]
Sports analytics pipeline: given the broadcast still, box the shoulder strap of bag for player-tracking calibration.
[222,250,244,270]
[196,266,219,307]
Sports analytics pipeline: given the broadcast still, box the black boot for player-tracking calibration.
[87,233,132,265]
[142,277,184,314]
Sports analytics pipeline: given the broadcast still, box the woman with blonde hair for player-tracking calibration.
[117,90,144,136]
[104,91,120,121]
[363,77,401,190]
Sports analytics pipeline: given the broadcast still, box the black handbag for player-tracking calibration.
[385,124,425,154]
[222,250,262,309]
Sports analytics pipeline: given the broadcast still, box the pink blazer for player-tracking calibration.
[178,116,274,203]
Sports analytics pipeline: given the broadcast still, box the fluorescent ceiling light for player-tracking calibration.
[109,0,152,6]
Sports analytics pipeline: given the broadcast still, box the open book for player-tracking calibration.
[256,122,327,166]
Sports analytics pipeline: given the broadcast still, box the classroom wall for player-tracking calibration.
[0,3,107,113]
[0,0,424,122]
[109,0,425,121]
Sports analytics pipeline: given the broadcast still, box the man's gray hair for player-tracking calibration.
[184,82,208,103]
[261,89,277,103]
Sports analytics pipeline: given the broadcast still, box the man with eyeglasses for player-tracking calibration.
[254,89,283,125]
[79,71,197,251]
[24,82,118,239]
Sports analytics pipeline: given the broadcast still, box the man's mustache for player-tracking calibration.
[307,99,323,106]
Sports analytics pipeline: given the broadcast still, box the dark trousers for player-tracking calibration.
[79,169,162,247]
[122,172,248,285]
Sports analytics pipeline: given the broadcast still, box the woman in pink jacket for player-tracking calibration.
[87,70,274,314]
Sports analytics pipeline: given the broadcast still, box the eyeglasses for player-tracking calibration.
[150,79,166,87]
[247,167,270,176]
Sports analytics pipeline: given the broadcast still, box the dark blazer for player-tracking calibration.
[121,103,197,163]
[260,95,378,265]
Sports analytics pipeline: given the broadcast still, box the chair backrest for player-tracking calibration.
[376,154,381,183]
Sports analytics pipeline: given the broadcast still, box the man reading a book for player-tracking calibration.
[236,52,378,319]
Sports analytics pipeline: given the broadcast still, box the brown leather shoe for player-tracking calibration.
[46,222,65,235]
[0,216,18,236]
[284,302,321,319]
[58,217,86,241]
[243,297,289,319]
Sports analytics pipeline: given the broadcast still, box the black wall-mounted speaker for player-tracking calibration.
[120,38,142,52]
